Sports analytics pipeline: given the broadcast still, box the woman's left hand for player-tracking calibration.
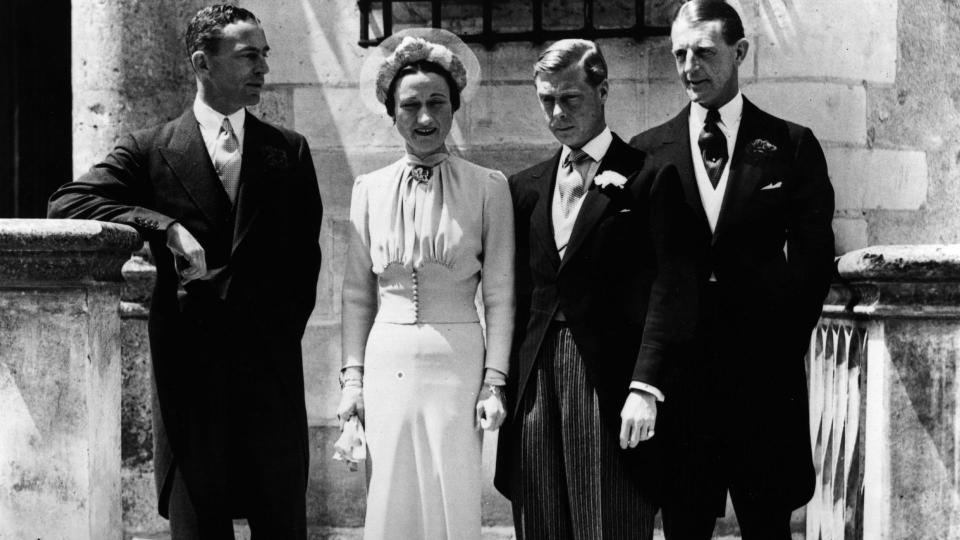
[475,385,507,431]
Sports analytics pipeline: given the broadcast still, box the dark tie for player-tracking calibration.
[698,108,727,189]
[559,148,591,218]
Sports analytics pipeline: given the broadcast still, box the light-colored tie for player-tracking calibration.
[559,148,590,218]
[213,117,241,203]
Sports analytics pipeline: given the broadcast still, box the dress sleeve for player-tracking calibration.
[480,170,516,376]
[341,176,379,370]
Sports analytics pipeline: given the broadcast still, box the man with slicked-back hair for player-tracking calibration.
[495,38,696,540]
[630,1,834,538]
[49,5,322,538]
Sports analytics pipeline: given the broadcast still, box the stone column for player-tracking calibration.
[0,219,141,540]
[71,0,208,176]
[808,245,960,540]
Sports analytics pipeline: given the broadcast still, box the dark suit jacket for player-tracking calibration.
[494,133,697,500]
[48,108,323,517]
[630,98,835,511]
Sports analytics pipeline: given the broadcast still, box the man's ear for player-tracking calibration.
[190,50,208,75]
[734,38,750,66]
[598,79,609,104]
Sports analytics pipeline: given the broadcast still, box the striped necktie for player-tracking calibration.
[213,117,241,203]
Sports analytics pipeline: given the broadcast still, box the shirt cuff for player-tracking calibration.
[629,381,665,402]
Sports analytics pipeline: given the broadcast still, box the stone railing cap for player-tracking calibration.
[838,244,960,281]
[0,219,142,252]
[0,219,142,283]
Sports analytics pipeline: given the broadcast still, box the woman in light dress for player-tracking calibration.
[337,30,514,540]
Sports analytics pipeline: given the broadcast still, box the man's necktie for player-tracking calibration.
[213,117,241,203]
[698,108,727,189]
[559,148,591,218]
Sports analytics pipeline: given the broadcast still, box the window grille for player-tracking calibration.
[358,0,672,49]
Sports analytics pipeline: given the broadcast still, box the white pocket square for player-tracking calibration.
[760,181,782,191]
[619,208,632,213]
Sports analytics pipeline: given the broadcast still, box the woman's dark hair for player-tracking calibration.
[185,4,259,57]
[384,61,461,118]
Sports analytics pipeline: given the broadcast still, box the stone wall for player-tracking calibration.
[64,0,960,535]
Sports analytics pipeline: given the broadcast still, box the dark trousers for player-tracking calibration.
[166,324,307,540]
[660,486,793,540]
[660,282,793,540]
[167,456,307,540]
[512,324,655,540]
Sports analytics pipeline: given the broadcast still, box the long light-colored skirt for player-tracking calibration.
[363,321,484,540]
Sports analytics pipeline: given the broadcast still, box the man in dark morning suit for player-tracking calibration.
[494,39,696,539]
[48,6,322,539]
[630,1,835,538]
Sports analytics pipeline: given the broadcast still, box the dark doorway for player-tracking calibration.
[1,0,72,218]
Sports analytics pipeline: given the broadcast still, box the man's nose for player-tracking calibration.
[683,52,698,74]
[255,55,269,75]
[552,101,565,119]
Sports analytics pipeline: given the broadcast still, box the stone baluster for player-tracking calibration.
[0,219,141,540]
[807,245,960,540]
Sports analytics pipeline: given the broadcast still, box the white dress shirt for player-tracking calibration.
[193,96,246,165]
[552,127,611,259]
[687,92,744,233]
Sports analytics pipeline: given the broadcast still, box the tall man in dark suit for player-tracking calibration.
[630,1,835,538]
[48,5,322,539]
[494,39,695,539]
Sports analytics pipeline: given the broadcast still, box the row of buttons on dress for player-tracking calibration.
[411,268,419,323]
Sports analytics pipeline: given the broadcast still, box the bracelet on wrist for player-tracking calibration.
[339,370,364,389]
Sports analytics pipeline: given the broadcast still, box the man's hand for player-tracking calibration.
[476,385,507,431]
[619,389,657,449]
[337,385,365,430]
[166,222,206,282]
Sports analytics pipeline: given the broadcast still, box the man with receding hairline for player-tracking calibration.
[495,38,696,539]
[49,5,322,538]
[630,1,835,538]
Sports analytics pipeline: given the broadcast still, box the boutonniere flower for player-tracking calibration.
[746,138,778,158]
[594,170,629,190]
[262,146,290,169]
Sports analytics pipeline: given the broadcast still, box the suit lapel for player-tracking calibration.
[657,106,711,232]
[713,98,767,243]
[558,136,633,272]
[529,151,563,273]
[232,111,270,254]
[159,109,233,227]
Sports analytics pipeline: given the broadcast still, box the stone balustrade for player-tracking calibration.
[0,219,141,540]
[807,245,960,540]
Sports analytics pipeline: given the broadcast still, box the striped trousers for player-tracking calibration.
[512,324,655,540]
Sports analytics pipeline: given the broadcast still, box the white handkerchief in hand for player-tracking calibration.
[332,416,367,471]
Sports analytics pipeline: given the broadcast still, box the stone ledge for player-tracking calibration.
[0,219,142,284]
[838,244,960,282]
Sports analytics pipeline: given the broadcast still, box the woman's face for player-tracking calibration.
[393,70,453,158]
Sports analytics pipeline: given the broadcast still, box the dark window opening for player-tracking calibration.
[1,0,72,218]
[358,0,677,49]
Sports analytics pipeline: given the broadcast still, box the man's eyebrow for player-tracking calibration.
[237,44,269,53]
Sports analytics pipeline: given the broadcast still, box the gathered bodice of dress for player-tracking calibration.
[341,153,516,373]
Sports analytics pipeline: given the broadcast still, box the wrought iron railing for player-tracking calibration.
[358,0,671,49]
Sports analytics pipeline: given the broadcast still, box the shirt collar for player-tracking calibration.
[562,126,612,164]
[193,95,247,142]
[689,91,743,129]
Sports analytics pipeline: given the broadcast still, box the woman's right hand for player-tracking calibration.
[337,385,365,430]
